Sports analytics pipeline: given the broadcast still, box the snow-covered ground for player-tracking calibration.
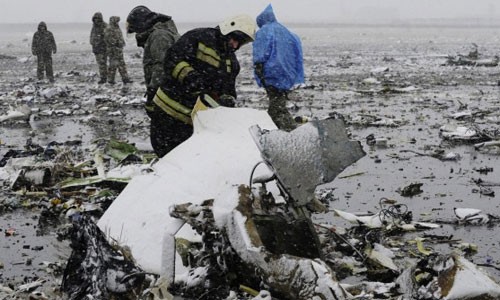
[1,22,500,297]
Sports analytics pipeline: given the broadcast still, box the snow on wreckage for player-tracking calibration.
[62,105,500,299]
[90,105,363,299]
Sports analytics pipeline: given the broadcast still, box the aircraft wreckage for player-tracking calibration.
[60,106,500,299]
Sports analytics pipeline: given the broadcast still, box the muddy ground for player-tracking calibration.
[1,23,500,298]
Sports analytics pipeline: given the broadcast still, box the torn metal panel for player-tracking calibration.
[417,254,500,299]
[227,185,351,299]
[250,117,366,208]
[332,207,440,230]
[61,214,148,299]
[168,185,351,299]
[98,107,279,275]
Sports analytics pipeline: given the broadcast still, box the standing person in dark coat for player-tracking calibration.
[32,22,57,83]
[150,15,256,157]
[253,4,304,131]
[126,5,180,116]
[105,16,132,84]
[90,12,108,84]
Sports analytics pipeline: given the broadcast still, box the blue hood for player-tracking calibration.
[256,4,277,28]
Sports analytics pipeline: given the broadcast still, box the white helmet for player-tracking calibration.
[219,14,256,42]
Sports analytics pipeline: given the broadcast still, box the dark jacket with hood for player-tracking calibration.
[90,12,107,54]
[32,22,57,56]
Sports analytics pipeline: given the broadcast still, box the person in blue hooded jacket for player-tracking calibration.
[253,4,304,131]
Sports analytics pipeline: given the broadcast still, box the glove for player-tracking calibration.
[218,94,236,107]
[144,87,157,117]
[145,87,157,103]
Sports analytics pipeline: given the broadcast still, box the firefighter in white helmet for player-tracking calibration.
[150,14,256,157]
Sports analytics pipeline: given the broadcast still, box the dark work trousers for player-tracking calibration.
[150,108,193,158]
[266,86,297,131]
[37,52,54,81]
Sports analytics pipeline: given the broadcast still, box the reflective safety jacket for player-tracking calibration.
[155,27,239,123]
[253,4,304,90]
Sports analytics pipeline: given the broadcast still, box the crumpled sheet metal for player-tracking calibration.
[221,185,351,299]
[250,117,366,207]
[333,208,441,230]
[418,254,500,299]
[61,215,146,299]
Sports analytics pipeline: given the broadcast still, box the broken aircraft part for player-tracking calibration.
[249,117,366,211]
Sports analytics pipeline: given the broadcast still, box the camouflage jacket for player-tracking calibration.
[142,20,180,91]
[32,23,57,56]
[90,13,107,54]
[105,17,125,55]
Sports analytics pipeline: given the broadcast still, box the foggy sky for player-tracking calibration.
[1,0,499,24]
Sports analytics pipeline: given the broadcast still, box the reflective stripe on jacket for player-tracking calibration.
[159,27,239,110]
[153,87,193,124]
[153,88,219,124]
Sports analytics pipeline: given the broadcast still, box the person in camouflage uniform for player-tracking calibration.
[104,16,132,84]
[90,12,108,84]
[31,22,57,83]
[126,5,180,116]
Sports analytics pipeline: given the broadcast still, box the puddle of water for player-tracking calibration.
[0,110,152,157]
[0,210,70,287]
